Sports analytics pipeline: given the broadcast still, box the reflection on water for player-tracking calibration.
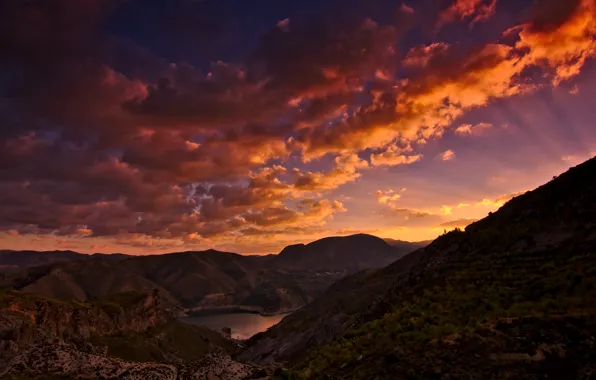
[179,312,289,340]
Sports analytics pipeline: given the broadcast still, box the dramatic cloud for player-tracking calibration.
[515,0,596,84]
[1,0,595,253]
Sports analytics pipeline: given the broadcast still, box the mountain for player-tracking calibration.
[240,157,596,379]
[118,235,419,313]
[0,249,130,270]
[276,234,413,271]
[7,259,179,308]
[1,234,423,314]
[384,238,432,249]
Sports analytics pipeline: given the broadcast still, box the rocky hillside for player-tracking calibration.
[3,235,423,314]
[240,157,596,379]
[0,289,182,355]
[0,289,262,379]
[7,260,179,308]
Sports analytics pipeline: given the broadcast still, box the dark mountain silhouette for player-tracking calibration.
[0,250,130,269]
[384,238,432,248]
[276,234,415,271]
[240,157,596,379]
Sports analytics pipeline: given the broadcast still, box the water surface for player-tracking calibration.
[179,312,289,340]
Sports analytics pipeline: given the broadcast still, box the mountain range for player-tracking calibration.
[0,234,424,314]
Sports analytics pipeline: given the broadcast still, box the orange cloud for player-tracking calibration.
[441,150,456,161]
[370,150,422,166]
[375,190,402,206]
[294,153,369,191]
[438,218,478,228]
[455,122,493,136]
[474,191,526,207]
[516,0,596,85]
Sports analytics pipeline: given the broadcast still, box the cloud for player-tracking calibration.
[477,191,526,207]
[515,0,596,84]
[1,0,595,251]
[403,43,450,68]
[294,154,369,191]
[441,150,456,161]
[455,122,493,136]
[436,0,497,30]
[440,205,453,215]
[277,18,290,32]
[438,218,478,228]
[400,3,415,14]
[370,152,422,167]
[375,190,402,206]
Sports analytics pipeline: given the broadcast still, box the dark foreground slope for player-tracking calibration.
[241,157,596,379]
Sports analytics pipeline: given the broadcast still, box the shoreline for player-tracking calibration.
[185,305,300,317]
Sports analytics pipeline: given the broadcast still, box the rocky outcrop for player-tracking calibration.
[0,289,168,359]
[0,344,269,379]
[0,289,259,378]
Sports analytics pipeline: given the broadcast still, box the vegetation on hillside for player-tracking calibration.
[297,227,596,379]
[90,319,233,363]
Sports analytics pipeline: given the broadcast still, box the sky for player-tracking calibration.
[1,0,595,255]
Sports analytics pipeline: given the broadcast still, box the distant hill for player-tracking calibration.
[383,238,432,250]
[240,157,596,379]
[12,259,179,307]
[276,234,416,271]
[1,234,424,314]
[0,250,130,269]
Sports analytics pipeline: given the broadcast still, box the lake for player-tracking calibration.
[179,312,289,340]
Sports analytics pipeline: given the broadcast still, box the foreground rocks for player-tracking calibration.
[1,343,269,379]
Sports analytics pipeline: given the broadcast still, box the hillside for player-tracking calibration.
[4,260,180,310]
[240,157,596,379]
[0,289,263,379]
[2,235,423,314]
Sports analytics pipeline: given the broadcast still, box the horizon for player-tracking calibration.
[1,0,595,255]
[1,232,431,256]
